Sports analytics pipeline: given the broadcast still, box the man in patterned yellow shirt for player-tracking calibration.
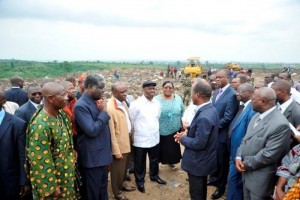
[26,82,77,199]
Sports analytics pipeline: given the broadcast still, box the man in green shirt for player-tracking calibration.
[26,82,77,199]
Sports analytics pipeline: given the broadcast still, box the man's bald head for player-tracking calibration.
[252,87,276,113]
[272,79,291,93]
[42,82,65,97]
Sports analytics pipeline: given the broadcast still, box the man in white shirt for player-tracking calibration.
[278,72,300,104]
[182,78,202,129]
[271,79,300,146]
[129,80,166,193]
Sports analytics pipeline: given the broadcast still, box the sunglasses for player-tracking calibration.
[30,92,42,96]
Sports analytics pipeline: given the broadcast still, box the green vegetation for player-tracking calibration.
[0,59,299,79]
[0,60,165,78]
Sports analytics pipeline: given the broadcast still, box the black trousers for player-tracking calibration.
[134,144,159,184]
[188,173,207,200]
[80,166,109,200]
[210,142,229,191]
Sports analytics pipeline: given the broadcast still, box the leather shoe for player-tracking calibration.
[128,168,135,174]
[125,174,132,181]
[137,184,145,193]
[207,180,217,186]
[122,185,136,192]
[150,177,167,185]
[115,195,129,200]
[211,189,225,199]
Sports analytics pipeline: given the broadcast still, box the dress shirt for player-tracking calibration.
[0,109,5,125]
[243,100,251,111]
[279,98,293,114]
[3,101,19,114]
[182,101,197,126]
[116,98,132,133]
[129,95,161,148]
[29,100,41,109]
[291,88,300,104]
[195,101,211,113]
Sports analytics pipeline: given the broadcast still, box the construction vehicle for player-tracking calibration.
[183,57,202,78]
[225,63,241,71]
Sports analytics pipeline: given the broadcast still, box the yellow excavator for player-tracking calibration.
[183,56,202,78]
[225,63,241,71]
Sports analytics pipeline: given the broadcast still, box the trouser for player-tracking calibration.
[111,153,128,197]
[210,142,229,191]
[227,160,243,200]
[243,186,273,200]
[188,173,207,200]
[134,144,159,184]
[80,166,109,200]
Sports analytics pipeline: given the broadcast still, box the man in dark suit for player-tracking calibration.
[15,83,42,124]
[271,79,300,146]
[227,83,256,200]
[74,74,112,200]
[209,69,239,199]
[5,76,28,106]
[175,80,219,200]
[0,87,30,199]
[236,87,291,199]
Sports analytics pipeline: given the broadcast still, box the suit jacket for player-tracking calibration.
[283,100,300,127]
[5,88,29,106]
[106,96,131,155]
[237,109,291,196]
[212,86,239,143]
[14,101,37,124]
[229,103,256,160]
[181,103,219,176]
[0,112,28,198]
[74,92,112,168]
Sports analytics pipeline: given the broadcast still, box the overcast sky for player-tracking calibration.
[0,0,299,63]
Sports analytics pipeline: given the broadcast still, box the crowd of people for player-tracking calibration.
[0,68,300,200]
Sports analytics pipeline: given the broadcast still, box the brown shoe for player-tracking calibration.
[122,185,136,192]
[115,195,129,200]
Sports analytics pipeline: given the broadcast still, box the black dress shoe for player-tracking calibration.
[150,177,167,185]
[211,189,225,199]
[137,184,145,193]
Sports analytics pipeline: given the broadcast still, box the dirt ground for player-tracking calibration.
[107,147,222,200]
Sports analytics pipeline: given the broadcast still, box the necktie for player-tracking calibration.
[215,89,223,102]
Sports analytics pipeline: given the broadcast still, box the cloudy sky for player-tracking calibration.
[0,0,299,62]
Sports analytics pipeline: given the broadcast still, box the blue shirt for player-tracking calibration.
[155,94,184,136]
[0,109,5,126]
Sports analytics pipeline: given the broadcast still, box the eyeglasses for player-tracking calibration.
[30,92,42,96]
[236,90,251,94]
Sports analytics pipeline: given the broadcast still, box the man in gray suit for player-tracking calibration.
[235,87,291,200]
[271,79,300,146]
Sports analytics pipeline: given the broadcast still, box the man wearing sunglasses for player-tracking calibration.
[15,83,42,125]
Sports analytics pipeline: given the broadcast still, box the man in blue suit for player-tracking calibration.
[15,83,42,125]
[175,80,219,200]
[227,83,256,200]
[74,74,113,200]
[0,87,30,199]
[209,69,239,199]
[5,76,28,106]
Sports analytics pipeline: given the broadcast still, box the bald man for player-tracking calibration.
[235,87,291,200]
[26,82,77,199]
